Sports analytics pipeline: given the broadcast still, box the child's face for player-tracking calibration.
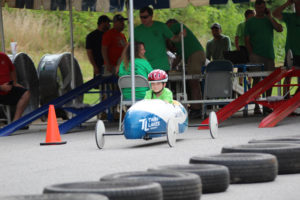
[151,82,164,93]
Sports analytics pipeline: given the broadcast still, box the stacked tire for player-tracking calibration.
[37,53,83,119]
[100,171,202,200]
[222,143,300,174]
[1,194,108,200]
[44,181,163,200]
[148,164,229,193]
[190,153,278,183]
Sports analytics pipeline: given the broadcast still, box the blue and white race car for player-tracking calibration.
[95,99,218,149]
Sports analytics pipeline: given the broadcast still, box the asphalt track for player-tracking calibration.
[0,115,300,200]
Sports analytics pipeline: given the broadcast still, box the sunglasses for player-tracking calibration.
[140,15,150,19]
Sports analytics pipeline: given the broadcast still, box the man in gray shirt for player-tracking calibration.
[206,23,231,60]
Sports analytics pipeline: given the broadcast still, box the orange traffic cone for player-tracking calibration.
[40,105,67,145]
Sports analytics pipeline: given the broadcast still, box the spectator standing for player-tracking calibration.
[86,15,111,76]
[245,0,283,115]
[102,14,128,75]
[235,9,255,60]
[273,0,300,64]
[235,9,255,85]
[119,42,153,100]
[134,6,183,71]
[166,18,206,118]
[273,0,300,95]
[0,52,30,122]
[206,23,231,61]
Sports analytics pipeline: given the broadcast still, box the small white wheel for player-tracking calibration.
[95,120,105,149]
[209,111,218,139]
[167,119,177,147]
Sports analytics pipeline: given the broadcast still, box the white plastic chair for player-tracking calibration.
[118,75,149,131]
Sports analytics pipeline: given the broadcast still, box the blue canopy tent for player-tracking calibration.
[0,0,254,102]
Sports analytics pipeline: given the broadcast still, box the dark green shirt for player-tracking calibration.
[245,17,275,59]
[282,13,300,56]
[236,21,246,47]
[134,21,174,71]
[169,23,204,61]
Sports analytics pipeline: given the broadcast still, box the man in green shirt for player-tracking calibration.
[166,18,205,118]
[273,0,300,95]
[134,6,184,71]
[273,0,300,65]
[245,0,283,115]
[235,9,255,57]
[206,23,231,61]
[235,9,255,84]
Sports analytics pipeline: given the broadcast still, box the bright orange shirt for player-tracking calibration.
[102,28,127,71]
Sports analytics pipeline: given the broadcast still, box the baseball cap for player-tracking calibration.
[113,14,128,22]
[211,23,221,29]
[97,15,111,25]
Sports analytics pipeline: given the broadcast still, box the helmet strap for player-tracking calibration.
[153,88,164,95]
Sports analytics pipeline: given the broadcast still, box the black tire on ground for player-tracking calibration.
[190,153,278,184]
[249,139,300,144]
[249,137,300,143]
[100,171,202,200]
[1,194,108,200]
[43,181,163,200]
[13,53,40,115]
[148,164,229,194]
[37,53,83,119]
[222,143,300,174]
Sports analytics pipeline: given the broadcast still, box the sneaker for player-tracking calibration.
[263,107,272,116]
[254,108,262,115]
[189,109,202,119]
[113,112,120,121]
[99,112,107,120]
[20,125,29,130]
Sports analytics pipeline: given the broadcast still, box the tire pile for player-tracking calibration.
[3,135,300,200]
[7,52,84,121]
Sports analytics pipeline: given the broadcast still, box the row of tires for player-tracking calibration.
[6,52,83,118]
[3,135,300,200]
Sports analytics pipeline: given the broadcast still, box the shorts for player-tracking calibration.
[186,50,206,74]
[248,53,275,72]
[0,86,27,105]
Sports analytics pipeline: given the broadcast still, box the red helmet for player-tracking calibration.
[148,69,168,83]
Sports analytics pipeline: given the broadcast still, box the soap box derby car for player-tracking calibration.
[95,99,218,149]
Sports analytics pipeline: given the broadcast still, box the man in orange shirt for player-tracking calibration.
[102,14,128,75]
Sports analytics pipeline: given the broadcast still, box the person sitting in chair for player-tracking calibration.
[0,52,30,122]
[118,42,153,100]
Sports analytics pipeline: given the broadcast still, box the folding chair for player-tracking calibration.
[203,60,233,117]
[118,75,149,131]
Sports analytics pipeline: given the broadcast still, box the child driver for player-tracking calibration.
[144,69,173,104]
